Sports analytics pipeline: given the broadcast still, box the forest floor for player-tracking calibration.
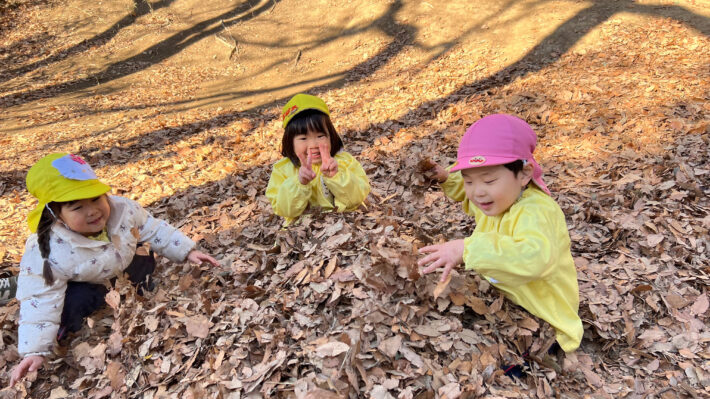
[1,0,709,397]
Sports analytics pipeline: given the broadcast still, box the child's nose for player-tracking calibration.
[473,186,487,198]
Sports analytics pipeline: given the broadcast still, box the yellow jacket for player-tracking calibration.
[441,171,583,352]
[266,151,370,225]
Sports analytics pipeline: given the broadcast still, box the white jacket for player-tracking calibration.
[16,195,195,357]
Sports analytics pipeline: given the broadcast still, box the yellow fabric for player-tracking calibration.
[266,151,370,226]
[86,229,110,242]
[26,153,111,233]
[282,93,330,128]
[441,172,583,352]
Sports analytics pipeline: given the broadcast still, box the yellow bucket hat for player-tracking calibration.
[26,153,111,232]
[281,93,330,128]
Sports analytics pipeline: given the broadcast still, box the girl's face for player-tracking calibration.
[461,164,533,216]
[293,129,330,164]
[58,195,111,236]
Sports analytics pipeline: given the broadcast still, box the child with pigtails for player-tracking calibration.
[9,153,219,385]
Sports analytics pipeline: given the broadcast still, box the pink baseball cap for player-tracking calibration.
[449,114,551,195]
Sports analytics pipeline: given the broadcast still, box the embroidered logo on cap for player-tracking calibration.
[282,105,299,120]
[51,154,98,181]
[468,156,486,165]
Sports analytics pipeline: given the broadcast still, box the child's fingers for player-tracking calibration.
[297,152,308,167]
[207,256,219,267]
[417,252,437,267]
[305,152,313,169]
[421,258,444,275]
[29,360,41,372]
[440,264,455,282]
[319,143,331,161]
[418,245,439,255]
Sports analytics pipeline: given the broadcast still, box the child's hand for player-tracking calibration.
[319,143,338,178]
[418,239,465,282]
[10,355,45,386]
[419,158,449,183]
[187,250,219,267]
[297,152,316,185]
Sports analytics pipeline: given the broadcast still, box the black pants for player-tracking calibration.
[58,250,155,340]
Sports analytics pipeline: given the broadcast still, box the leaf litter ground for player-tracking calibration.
[0,0,709,398]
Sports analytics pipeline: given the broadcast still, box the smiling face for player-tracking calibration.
[293,129,330,164]
[461,163,533,216]
[58,195,111,236]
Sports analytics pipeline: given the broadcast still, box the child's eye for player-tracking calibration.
[484,179,497,184]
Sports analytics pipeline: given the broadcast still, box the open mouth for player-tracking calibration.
[478,201,494,209]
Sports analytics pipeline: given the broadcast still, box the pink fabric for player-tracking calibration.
[449,114,551,195]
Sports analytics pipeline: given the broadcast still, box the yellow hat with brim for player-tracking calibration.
[26,153,111,232]
[281,93,330,128]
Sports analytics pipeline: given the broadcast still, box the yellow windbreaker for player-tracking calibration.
[266,151,370,225]
[441,171,583,352]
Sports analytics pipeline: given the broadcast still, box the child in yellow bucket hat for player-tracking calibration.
[10,153,220,386]
[266,93,371,225]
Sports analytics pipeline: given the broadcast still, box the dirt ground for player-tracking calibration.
[1,0,709,397]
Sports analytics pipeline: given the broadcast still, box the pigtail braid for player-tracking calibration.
[37,206,55,286]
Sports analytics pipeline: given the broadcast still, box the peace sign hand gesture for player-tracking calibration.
[319,143,338,178]
[297,152,317,185]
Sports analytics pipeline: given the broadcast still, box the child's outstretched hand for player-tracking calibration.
[418,239,465,282]
[187,250,219,267]
[297,152,316,185]
[10,355,45,386]
[319,143,338,178]
[418,158,449,183]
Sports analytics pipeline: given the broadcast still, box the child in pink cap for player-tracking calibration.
[418,114,583,353]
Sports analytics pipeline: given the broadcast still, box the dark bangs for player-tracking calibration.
[502,160,524,176]
[281,110,344,167]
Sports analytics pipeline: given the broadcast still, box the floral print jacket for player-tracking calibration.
[16,195,195,357]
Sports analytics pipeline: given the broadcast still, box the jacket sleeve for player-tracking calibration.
[463,208,556,287]
[126,199,195,262]
[440,168,476,216]
[16,240,66,358]
[323,152,370,211]
[265,159,312,219]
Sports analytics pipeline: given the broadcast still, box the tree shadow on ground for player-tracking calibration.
[0,0,178,85]
[0,0,707,193]
[0,0,281,106]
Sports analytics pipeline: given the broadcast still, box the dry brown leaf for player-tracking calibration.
[105,290,120,310]
[185,315,212,339]
[433,273,452,300]
[315,341,350,358]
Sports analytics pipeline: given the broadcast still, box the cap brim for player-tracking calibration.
[282,106,330,128]
[54,180,111,203]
